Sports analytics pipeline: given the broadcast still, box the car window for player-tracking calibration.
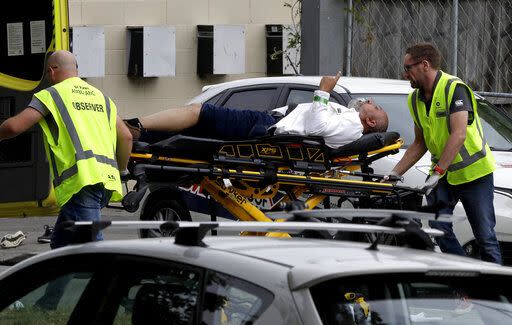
[357,94,512,151]
[222,89,278,111]
[0,254,115,324]
[204,92,224,106]
[112,261,201,325]
[311,273,512,324]
[201,270,274,325]
[477,100,512,151]
[0,271,92,324]
[355,94,415,146]
[286,89,340,106]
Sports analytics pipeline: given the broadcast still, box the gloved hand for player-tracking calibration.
[421,173,441,195]
[120,169,131,182]
[381,170,403,183]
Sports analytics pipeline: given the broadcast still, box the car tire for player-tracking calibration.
[139,199,191,238]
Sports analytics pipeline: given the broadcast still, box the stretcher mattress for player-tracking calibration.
[134,131,401,170]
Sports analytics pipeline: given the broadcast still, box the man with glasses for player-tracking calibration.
[125,72,389,149]
[385,42,501,264]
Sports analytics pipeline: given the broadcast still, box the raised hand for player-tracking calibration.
[319,71,342,93]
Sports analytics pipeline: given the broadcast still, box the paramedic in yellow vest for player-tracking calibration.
[0,50,133,249]
[386,43,501,264]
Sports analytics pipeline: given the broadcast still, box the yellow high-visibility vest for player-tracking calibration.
[35,77,122,206]
[408,71,495,185]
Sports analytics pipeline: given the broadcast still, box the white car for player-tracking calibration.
[136,76,512,264]
[2,218,512,324]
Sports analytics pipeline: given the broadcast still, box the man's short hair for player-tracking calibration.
[405,42,441,69]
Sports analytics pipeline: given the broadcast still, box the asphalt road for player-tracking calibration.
[0,207,232,273]
[0,207,135,271]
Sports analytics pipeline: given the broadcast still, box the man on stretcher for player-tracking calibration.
[125,72,389,149]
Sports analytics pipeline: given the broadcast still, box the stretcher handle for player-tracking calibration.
[387,174,403,182]
[336,170,403,182]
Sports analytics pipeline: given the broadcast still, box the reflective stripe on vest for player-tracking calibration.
[411,90,421,131]
[104,94,111,126]
[47,87,118,187]
[410,80,488,172]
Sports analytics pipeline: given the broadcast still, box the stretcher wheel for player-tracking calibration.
[139,199,191,238]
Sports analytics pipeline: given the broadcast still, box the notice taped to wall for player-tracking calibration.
[30,20,46,54]
[7,22,24,56]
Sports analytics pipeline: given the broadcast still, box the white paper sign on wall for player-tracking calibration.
[72,26,105,78]
[213,25,245,75]
[143,26,176,77]
[7,22,24,56]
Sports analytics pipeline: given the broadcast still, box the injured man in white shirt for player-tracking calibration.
[124,72,389,149]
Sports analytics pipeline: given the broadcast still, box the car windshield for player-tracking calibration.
[311,273,512,324]
[361,94,512,151]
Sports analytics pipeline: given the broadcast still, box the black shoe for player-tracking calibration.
[37,225,53,244]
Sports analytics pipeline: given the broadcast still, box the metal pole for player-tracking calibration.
[494,5,503,92]
[451,0,458,75]
[476,91,512,99]
[345,0,353,76]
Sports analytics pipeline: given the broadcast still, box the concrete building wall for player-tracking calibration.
[68,0,293,118]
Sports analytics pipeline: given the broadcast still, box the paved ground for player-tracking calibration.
[0,207,232,273]
[0,207,134,272]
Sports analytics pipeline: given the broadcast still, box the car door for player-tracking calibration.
[0,252,276,324]
[107,256,274,325]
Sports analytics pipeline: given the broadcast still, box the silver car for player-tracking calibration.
[1,218,512,324]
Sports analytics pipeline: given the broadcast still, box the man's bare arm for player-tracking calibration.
[115,115,133,171]
[0,108,43,141]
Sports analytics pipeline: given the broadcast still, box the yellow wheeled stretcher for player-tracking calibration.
[123,131,424,225]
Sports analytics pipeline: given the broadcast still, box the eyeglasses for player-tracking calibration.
[403,61,423,72]
[347,97,374,111]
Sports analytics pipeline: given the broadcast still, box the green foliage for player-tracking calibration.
[270,1,302,74]
[345,0,367,25]
[345,0,375,44]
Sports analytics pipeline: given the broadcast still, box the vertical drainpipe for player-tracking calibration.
[451,0,458,75]
[345,0,353,76]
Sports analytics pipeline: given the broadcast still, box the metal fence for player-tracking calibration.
[345,0,512,94]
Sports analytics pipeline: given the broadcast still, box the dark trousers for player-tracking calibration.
[51,183,112,249]
[428,173,502,264]
[137,104,277,143]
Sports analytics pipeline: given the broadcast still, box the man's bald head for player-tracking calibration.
[359,102,389,134]
[46,50,78,84]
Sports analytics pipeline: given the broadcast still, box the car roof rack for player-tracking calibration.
[264,208,464,251]
[266,208,465,223]
[59,218,445,251]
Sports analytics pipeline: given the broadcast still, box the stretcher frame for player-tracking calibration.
[124,132,424,227]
